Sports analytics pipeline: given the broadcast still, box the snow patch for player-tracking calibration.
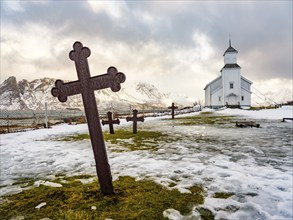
[34,180,62,188]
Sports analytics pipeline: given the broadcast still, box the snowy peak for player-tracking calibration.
[136,82,169,99]
[0,76,19,95]
[0,76,27,110]
[0,77,190,111]
[135,82,172,107]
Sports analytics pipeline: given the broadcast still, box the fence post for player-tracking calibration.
[6,114,10,133]
[45,102,48,128]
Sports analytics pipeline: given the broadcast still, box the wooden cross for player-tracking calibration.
[126,109,144,134]
[51,41,126,194]
[168,102,178,119]
[102,111,120,134]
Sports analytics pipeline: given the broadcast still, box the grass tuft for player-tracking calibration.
[213,192,234,199]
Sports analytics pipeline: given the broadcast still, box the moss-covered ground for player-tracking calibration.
[0,175,205,220]
[57,129,170,152]
[1,113,248,219]
[166,112,236,126]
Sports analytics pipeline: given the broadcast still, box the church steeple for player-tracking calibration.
[220,38,241,71]
[223,36,238,56]
[223,37,239,66]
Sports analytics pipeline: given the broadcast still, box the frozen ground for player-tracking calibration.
[1,106,292,219]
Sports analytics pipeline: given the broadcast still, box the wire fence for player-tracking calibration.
[0,109,85,133]
[0,106,201,133]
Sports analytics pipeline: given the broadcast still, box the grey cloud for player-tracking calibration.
[1,1,292,87]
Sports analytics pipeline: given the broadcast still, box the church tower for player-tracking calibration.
[221,39,242,106]
[224,39,238,64]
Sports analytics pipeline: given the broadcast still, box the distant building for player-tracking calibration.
[204,40,252,108]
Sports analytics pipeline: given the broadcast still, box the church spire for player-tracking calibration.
[223,36,238,56]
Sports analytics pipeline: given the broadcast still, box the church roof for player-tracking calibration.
[241,76,253,85]
[220,63,241,72]
[223,46,238,56]
[204,76,222,90]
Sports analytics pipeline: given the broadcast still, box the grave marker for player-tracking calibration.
[51,41,126,194]
[168,102,178,119]
[126,109,144,134]
[102,111,120,134]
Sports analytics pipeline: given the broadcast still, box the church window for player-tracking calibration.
[242,96,244,101]
[230,82,234,89]
[219,96,221,101]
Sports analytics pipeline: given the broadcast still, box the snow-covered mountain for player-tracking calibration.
[0,76,190,111]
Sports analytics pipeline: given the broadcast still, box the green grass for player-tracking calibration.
[55,174,95,182]
[57,129,169,152]
[213,192,234,199]
[249,106,278,110]
[11,178,36,187]
[59,133,90,141]
[0,176,206,220]
[200,111,214,115]
[196,207,214,220]
[166,114,236,126]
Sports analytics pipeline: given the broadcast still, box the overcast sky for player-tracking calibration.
[1,0,292,102]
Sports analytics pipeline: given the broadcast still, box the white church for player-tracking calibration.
[204,40,252,108]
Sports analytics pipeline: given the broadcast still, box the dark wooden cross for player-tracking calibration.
[126,109,144,134]
[168,102,178,119]
[51,41,126,194]
[102,111,120,134]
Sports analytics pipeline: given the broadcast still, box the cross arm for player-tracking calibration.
[102,119,120,125]
[137,117,144,122]
[91,67,126,92]
[168,106,178,109]
[113,119,120,125]
[51,80,81,102]
[126,117,132,122]
[101,120,109,125]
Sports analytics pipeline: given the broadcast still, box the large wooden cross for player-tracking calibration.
[102,111,120,134]
[168,102,178,119]
[51,41,126,194]
[126,109,144,134]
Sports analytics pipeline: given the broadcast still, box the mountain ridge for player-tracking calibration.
[0,76,191,111]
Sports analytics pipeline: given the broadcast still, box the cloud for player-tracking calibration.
[1,0,292,102]
[87,1,128,19]
[2,1,25,12]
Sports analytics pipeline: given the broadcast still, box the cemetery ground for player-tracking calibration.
[0,106,292,220]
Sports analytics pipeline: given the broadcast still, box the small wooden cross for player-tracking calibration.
[51,41,126,194]
[168,102,178,119]
[126,109,144,134]
[102,111,120,134]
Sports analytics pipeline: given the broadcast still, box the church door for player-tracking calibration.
[226,93,238,106]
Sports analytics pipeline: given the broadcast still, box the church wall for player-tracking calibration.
[204,86,211,106]
[241,88,251,106]
[211,88,223,107]
[224,53,237,64]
